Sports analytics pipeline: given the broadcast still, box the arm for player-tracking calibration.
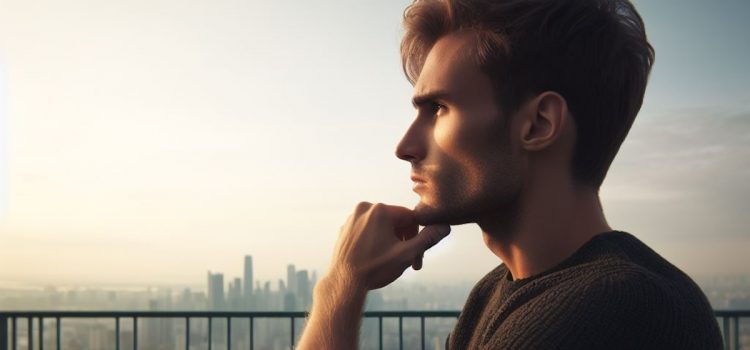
[297,202,451,350]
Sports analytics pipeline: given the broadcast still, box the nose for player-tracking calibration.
[396,119,427,163]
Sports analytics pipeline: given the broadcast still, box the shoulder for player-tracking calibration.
[518,264,722,349]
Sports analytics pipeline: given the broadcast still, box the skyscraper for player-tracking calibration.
[207,271,226,345]
[283,292,297,312]
[243,255,253,308]
[206,271,225,311]
[296,270,311,311]
[287,264,297,297]
[228,277,242,310]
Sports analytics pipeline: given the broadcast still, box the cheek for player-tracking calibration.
[432,117,490,190]
[432,117,475,159]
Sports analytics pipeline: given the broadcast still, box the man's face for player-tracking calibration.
[396,33,523,227]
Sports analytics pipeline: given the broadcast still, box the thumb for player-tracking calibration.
[404,224,451,257]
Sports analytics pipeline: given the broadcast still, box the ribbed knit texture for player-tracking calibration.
[446,231,723,349]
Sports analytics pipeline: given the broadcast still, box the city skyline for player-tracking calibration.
[205,255,317,312]
[0,0,749,287]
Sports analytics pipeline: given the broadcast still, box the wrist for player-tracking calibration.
[299,272,368,350]
[316,271,368,305]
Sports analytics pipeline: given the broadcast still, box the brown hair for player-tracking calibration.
[401,0,654,190]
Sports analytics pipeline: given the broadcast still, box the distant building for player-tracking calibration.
[278,279,286,295]
[228,277,242,310]
[206,271,225,310]
[296,270,311,311]
[283,292,297,312]
[143,299,175,349]
[177,288,194,309]
[263,281,272,309]
[243,255,253,308]
[287,264,297,296]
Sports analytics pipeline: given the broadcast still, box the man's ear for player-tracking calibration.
[519,91,569,152]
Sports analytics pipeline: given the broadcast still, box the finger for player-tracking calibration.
[378,204,417,229]
[412,253,424,270]
[354,201,373,216]
[403,225,451,257]
[368,204,418,241]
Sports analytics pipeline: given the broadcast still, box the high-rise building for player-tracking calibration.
[207,271,227,346]
[254,281,263,309]
[178,288,194,310]
[243,255,253,307]
[283,292,297,312]
[228,277,242,310]
[143,299,175,349]
[287,264,297,296]
[296,270,311,311]
[207,271,225,310]
[278,279,286,295]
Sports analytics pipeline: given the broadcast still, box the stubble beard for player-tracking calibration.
[413,180,522,230]
[412,137,521,230]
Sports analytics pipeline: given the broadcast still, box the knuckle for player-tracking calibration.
[426,234,440,248]
[354,201,372,214]
[369,203,386,218]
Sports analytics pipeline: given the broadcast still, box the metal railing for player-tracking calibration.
[0,310,747,350]
[0,310,460,350]
[716,310,749,350]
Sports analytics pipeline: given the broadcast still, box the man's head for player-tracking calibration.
[395,0,654,226]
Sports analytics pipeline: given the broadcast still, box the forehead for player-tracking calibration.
[414,32,491,98]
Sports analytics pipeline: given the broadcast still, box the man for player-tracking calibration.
[298,0,723,348]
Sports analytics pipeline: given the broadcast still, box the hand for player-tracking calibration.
[327,202,451,291]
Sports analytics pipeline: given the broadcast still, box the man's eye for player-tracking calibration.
[431,103,445,114]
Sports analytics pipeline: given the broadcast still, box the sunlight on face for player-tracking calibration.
[396,32,522,226]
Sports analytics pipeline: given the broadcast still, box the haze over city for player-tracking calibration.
[0,0,749,289]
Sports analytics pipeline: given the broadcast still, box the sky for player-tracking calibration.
[0,0,748,289]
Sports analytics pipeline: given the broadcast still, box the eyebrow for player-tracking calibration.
[412,90,452,108]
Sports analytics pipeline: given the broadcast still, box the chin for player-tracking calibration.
[413,201,473,226]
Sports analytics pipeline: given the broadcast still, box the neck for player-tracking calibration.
[478,181,611,281]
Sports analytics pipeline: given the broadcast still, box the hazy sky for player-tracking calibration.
[0,0,748,288]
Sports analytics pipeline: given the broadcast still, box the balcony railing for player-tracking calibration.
[0,310,460,350]
[0,310,747,350]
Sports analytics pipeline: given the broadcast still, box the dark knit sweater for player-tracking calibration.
[446,231,723,349]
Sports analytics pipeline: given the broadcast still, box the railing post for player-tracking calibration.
[420,316,425,350]
[133,317,138,350]
[115,317,120,350]
[38,318,43,350]
[398,317,402,350]
[226,317,231,350]
[378,317,383,350]
[723,316,730,350]
[27,318,32,350]
[208,317,212,350]
[249,317,254,350]
[733,316,739,350]
[0,315,7,350]
[290,317,295,348]
[185,317,189,350]
[55,317,60,350]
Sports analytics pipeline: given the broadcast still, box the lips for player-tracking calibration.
[411,173,428,194]
[410,174,427,183]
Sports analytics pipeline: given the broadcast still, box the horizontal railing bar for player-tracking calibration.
[0,311,308,318]
[0,310,746,323]
[713,310,750,317]
[0,310,746,350]
[0,310,465,318]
